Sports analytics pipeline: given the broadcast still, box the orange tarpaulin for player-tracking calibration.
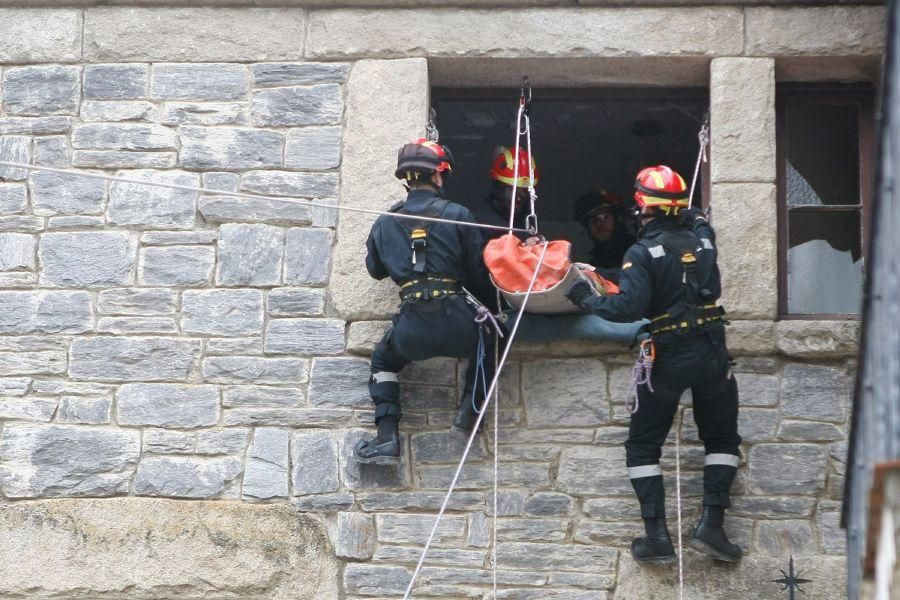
[484,234,619,307]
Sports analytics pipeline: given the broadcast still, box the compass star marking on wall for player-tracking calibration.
[772,555,813,600]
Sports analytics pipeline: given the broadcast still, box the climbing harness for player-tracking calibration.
[0,161,534,237]
[391,197,451,275]
[402,242,550,600]
[625,339,654,415]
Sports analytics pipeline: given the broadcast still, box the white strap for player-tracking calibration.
[705,453,740,468]
[628,464,663,479]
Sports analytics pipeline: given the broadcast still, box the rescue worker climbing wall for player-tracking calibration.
[473,146,539,241]
[565,165,743,563]
[357,139,496,463]
[572,190,636,283]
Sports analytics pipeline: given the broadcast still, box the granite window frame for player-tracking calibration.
[776,84,876,320]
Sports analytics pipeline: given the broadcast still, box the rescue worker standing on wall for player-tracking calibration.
[572,190,636,283]
[473,146,539,242]
[565,165,742,563]
[356,139,495,463]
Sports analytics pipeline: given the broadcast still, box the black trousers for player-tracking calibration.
[369,294,496,423]
[626,323,741,518]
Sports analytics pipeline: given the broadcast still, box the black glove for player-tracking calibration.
[679,207,707,227]
[565,279,595,307]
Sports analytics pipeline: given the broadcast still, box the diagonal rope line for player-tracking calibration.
[402,241,549,600]
[0,161,533,236]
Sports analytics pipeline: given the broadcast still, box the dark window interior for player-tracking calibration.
[433,88,708,262]
[777,85,874,317]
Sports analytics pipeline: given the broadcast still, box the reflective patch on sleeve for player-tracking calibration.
[701,238,714,250]
[648,245,666,259]
[622,261,633,269]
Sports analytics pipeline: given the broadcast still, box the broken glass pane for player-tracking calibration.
[787,210,863,313]
[786,104,859,206]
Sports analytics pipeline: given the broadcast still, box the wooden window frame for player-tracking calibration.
[776,84,875,320]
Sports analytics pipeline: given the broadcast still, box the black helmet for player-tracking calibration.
[394,138,454,180]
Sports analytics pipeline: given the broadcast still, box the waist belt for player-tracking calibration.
[649,304,726,335]
[399,277,461,303]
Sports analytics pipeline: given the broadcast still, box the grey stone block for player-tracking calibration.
[39,232,137,287]
[524,492,575,516]
[356,491,485,512]
[202,172,240,192]
[265,318,345,355]
[29,379,111,395]
[72,151,176,169]
[143,429,196,454]
[523,359,609,427]
[199,196,311,225]
[311,198,338,228]
[285,126,342,170]
[284,228,333,285]
[0,233,35,271]
[730,496,816,519]
[0,424,139,498]
[182,289,263,337]
[222,386,304,408]
[33,136,68,167]
[96,317,177,335]
[117,384,219,428]
[339,429,411,491]
[308,356,370,408]
[134,456,243,499]
[142,224,213,249]
[335,512,375,560]
[179,126,282,170]
[108,170,198,229]
[152,64,249,101]
[0,184,27,214]
[292,492,355,513]
[196,428,249,455]
[0,118,71,138]
[161,103,249,126]
[376,513,466,546]
[241,170,339,198]
[84,64,148,100]
[252,63,351,87]
[411,431,486,464]
[251,84,343,127]
[205,337,262,356]
[343,564,410,597]
[243,428,290,500]
[0,216,43,233]
[496,542,618,574]
[223,407,353,428]
[756,520,818,556]
[70,337,201,382]
[47,216,105,230]
[735,407,778,443]
[583,498,642,521]
[0,377,30,396]
[418,462,551,490]
[291,429,339,495]
[749,443,827,494]
[267,288,325,317]
[782,364,849,423]
[216,224,284,287]
[72,123,176,151]
[0,397,58,421]
[736,372,779,407]
[202,356,307,384]
[778,420,845,442]
[0,8,81,63]
[0,136,32,180]
[98,288,176,316]
[80,101,156,123]
[2,66,79,116]
[57,396,112,425]
[30,171,107,216]
[0,351,66,376]
[557,446,631,495]
[816,500,846,554]
[139,246,215,287]
[498,518,568,542]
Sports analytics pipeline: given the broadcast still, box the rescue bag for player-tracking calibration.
[484,233,618,314]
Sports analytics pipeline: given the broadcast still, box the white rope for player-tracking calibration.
[402,242,549,600]
[491,324,500,598]
[523,112,538,234]
[674,405,686,600]
[0,161,533,236]
[507,102,527,233]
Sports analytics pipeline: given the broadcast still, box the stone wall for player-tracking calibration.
[0,4,883,599]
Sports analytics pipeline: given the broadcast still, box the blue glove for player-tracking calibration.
[680,207,707,227]
[565,279,595,307]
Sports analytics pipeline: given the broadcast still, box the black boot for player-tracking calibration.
[451,397,483,438]
[631,517,675,563]
[690,506,742,562]
[355,417,401,464]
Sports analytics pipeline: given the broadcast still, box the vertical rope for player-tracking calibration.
[491,327,500,598]
[507,102,527,233]
[675,405,686,600]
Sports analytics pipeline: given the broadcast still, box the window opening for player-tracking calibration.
[432,88,708,264]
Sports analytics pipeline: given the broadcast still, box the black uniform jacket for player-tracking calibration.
[580,217,722,323]
[365,189,492,300]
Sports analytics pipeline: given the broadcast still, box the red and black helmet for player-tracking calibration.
[394,138,454,180]
[490,146,539,187]
[633,165,689,210]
